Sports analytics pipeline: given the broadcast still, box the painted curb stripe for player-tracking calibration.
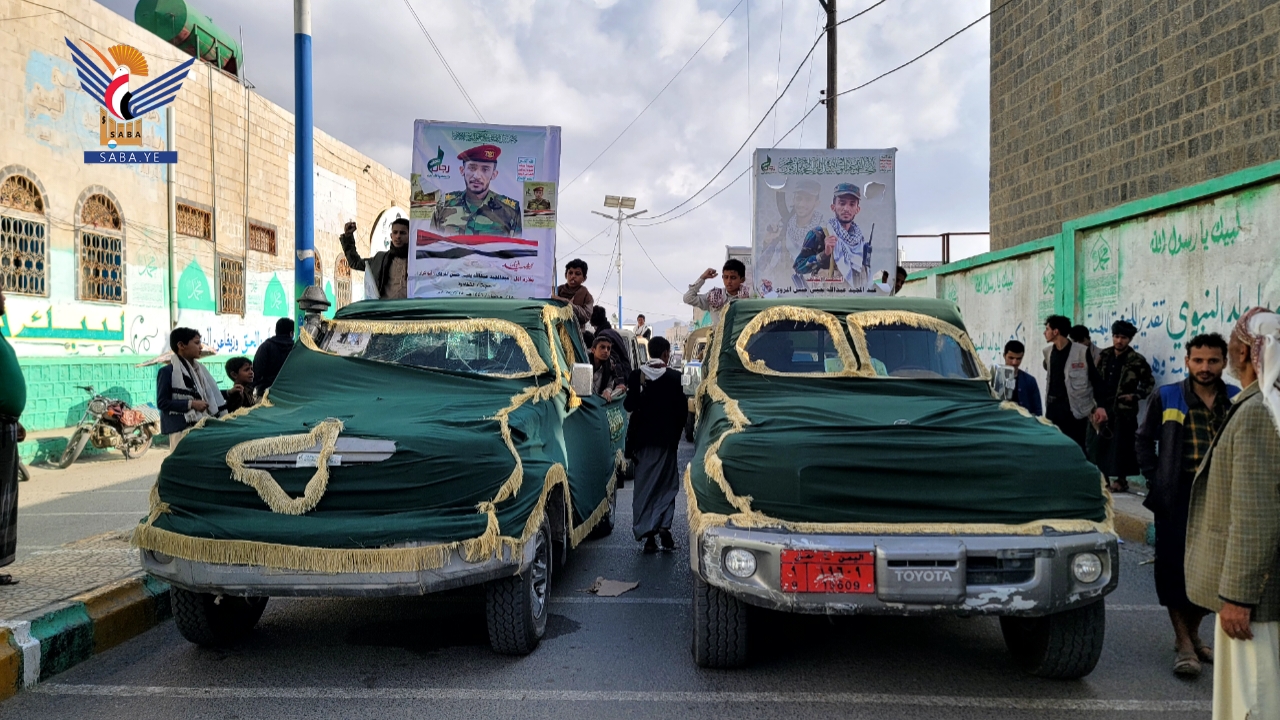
[0,577,171,694]
[30,683,1212,711]
[0,620,40,690]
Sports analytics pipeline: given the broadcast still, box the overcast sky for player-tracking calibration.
[100,0,991,326]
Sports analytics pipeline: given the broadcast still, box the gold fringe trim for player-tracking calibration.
[1000,400,1059,428]
[298,317,549,378]
[732,305,869,378]
[684,465,1115,541]
[224,418,345,515]
[132,459,620,574]
[188,395,275,433]
[846,310,990,380]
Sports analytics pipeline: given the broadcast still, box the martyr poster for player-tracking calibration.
[751,148,898,297]
[409,121,561,298]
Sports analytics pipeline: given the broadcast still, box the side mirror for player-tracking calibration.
[571,363,594,397]
[990,365,1018,401]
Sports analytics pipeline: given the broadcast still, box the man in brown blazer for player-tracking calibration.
[1185,307,1280,719]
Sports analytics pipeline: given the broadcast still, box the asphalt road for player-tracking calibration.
[6,440,1214,719]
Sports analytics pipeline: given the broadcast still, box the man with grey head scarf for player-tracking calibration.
[1184,307,1280,720]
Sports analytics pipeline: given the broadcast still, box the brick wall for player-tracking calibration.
[990,0,1280,250]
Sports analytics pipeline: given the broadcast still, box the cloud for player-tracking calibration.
[98,0,991,324]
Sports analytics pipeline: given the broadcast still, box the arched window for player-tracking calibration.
[335,256,351,308]
[0,169,49,296]
[78,191,125,303]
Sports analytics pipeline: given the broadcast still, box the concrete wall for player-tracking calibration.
[990,0,1280,250]
[0,0,409,430]
[906,161,1280,391]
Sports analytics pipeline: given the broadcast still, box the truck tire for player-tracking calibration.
[485,520,551,655]
[585,488,616,540]
[171,587,268,647]
[1000,600,1105,679]
[692,578,749,668]
[57,428,90,469]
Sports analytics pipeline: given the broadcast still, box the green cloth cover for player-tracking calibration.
[148,299,619,550]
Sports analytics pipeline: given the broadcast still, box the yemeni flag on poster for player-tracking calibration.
[415,230,539,260]
[408,120,562,298]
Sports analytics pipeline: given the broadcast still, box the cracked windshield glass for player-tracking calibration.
[321,326,532,376]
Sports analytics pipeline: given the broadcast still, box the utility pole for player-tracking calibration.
[592,196,646,328]
[823,0,837,149]
[294,0,315,327]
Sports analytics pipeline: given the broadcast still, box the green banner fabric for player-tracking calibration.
[689,298,1108,527]
[137,299,618,567]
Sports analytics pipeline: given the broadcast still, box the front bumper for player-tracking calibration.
[694,526,1118,616]
[141,541,536,598]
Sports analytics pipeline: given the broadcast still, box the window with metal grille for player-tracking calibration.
[0,174,48,296]
[248,221,276,254]
[176,202,212,240]
[218,254,245,316]
[79,193,124,303]
[335,257,351,308]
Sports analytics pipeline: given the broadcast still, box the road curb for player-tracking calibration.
[1113,506,1156,546]
[0,573,169,699]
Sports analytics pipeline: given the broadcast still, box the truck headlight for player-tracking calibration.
[1072,552,1103,583]
[723,548,757,578]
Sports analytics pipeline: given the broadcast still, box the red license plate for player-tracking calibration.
[780,550,875,594]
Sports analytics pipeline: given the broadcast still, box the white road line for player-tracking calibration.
[551,597,690,605]
[19,512,144,516]
[31,684,1211,711]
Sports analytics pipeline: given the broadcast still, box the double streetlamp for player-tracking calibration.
[592,196,646,327]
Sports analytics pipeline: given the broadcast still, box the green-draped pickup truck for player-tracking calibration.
[686,297,1117,677]
[136,299,624,656]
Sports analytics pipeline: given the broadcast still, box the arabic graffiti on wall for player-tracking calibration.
[1076,182,1279,385]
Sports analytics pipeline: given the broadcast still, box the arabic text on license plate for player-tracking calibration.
[780,550,875,594]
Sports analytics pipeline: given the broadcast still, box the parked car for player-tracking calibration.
[136,299,624,655]
[680,326,712,441]
[686,297,1117,678]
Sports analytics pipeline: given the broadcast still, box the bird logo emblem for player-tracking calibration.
[64,38,194,148]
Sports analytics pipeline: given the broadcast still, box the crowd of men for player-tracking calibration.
[1001,309,1280,712]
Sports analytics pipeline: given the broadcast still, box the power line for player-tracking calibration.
[402,0,485,123]
[596,233,619,298]
[771,0,786,143]
[625,223,682,292]
[798,8,822,146]
[642,0,890,222]
[561,0,745,193]
[631,165,750,227]
[558,220,615,257]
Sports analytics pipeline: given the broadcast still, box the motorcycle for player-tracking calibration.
[58,385,159,468]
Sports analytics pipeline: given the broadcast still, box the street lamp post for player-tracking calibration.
[294,0,315,330]
[592,196,645,327]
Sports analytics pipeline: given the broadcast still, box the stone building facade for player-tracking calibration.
[0,0,408,432]
[990,0,1280,249]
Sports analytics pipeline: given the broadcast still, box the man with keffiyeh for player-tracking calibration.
[156,328,227,448]
[793,183,871,290]
[1184,307,1280,720]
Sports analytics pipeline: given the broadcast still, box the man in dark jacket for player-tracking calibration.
[1136,332,1238,677]
[340,218,409,299]
[253,318,295,398]
[1003,340,1042,415]
[1088,319,1154,492]
[623,336,687,553]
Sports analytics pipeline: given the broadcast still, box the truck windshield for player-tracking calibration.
[861,323,980,379]
[321,326,533,376]
[742,320,846,374]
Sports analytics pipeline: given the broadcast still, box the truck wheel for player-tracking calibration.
[692,578,749,668]
[1000,600,1105,679]
[171,587,268,647]
[57,428,90,469]
[485,520,550,655]
[585,488,616,540]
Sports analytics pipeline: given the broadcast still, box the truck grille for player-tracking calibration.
[965,556,1035,585]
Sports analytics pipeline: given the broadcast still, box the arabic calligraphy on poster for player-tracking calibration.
[408,121,561,298]
[1076,184,1280,385]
